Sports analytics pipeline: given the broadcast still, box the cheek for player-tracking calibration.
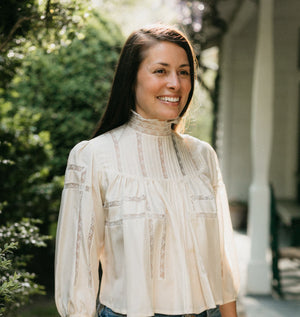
[183,81,192,97]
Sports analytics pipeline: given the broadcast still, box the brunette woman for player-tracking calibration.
[55,25,239,317]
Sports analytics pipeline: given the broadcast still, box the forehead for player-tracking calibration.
[141,41,189,65]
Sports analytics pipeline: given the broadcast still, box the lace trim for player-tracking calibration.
[137,133,147,177]
[64,183,90,192]
[110,132,122,172]
[105,219,123,227]
[67,164,84,172]
[172,134,186,176]
[191,194,214,201]
[105,212,165,226]
[105,212,147,226]
[128,111,178,136]
[148,218,154,279]
[103,195,146,208]
[65,183,80,190]
[66,164,90,286]
[158,138,168,179]
[74,191,83,285]
[87,215,95,289]
[159,212,167,279]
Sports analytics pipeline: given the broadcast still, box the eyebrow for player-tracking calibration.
[155,62,190,68]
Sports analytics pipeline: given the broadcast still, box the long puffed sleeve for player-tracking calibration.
[55,141,105,317]
[206,144,240,303]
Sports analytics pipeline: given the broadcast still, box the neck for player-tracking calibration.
[128,111,179,136]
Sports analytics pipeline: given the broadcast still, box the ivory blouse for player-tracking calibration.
[55,111,239,317]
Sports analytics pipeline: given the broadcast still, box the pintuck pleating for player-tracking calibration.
[55,111,240,317]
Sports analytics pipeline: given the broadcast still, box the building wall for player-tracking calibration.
[219,0,300,201]
[219,14,256,202]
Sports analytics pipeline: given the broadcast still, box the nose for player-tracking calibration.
[166,72,180,90]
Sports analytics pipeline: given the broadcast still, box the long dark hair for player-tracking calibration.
[92,25,196,138]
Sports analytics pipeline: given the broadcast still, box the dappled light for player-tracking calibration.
[3,1,300,317]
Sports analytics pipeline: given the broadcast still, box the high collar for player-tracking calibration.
[128,111,179,136]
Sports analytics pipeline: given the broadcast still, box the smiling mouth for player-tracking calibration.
[158,96,180,103]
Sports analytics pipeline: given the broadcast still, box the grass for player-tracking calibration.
[15,296,59,317]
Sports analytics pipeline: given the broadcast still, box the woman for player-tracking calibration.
[55,25,239,317]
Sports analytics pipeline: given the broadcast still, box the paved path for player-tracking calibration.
[234,231,300,316]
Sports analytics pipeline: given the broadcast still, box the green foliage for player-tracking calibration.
[1,0,123,310]
[0,0,90,88]
[9,12,123,175]
[0,100,56,224]
[0,0,37,86]
[0,100,59,292]
[0,219,50,316]
[1,3,124,298]
[15,297,58,317]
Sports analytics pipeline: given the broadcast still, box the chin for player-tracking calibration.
[160,112,180,121]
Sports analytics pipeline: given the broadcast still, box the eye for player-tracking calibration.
[179,69,190,76]
[154,69,166,74]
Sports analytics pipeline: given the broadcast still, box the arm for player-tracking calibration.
[219,301,238,317]
[206,144,240,306]
[55,141,105,317]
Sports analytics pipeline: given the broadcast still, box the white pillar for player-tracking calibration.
[247,0,274,294]
[217,34,233,184]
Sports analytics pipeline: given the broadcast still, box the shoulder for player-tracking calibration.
[68,125,127,164]
[67,140,94,166]
[180,133,216,158]
[180,134,221,183]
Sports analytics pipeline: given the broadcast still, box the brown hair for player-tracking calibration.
[92,25,196,137]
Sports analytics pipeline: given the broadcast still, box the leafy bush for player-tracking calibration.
[0,99,57,292]
[0,100,55,224]
[9,12,123,176]
[1,0,124,305]
[0,219,50,316]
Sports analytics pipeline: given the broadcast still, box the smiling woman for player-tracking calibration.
[91,25,196,137]
[135,41,191,120]
[55,25,240,317]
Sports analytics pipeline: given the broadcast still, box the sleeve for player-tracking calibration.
[55,141,105,317]
[206,144,240,303]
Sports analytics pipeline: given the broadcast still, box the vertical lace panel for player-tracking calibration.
[159,215,167,279]
[136,133,147,177]
[87,215,95,289]
[65,163,92,287]
[172,135,186,176]
[110,132,122,172]
[157,137,168,179]
[148,218,154,279]
[74,190,83,285]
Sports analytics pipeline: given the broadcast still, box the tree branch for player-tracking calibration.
[0,15,35,53]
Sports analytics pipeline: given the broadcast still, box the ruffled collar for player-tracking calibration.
[128,111,179,136]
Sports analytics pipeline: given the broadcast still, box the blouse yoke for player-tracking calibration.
[55,111,239,317]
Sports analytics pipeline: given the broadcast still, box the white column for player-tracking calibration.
[217,34,233,184]
[247,0,274,294]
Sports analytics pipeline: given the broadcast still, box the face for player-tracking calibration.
[134,41,192,121]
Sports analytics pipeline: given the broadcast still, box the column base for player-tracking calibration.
[247,260,271,294]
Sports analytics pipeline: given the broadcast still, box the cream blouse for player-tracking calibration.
[55,111,239,317]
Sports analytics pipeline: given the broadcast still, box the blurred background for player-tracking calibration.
[0,0,300,316]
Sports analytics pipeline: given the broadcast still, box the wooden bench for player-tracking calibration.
[270,189,300,298]
[277,200,300,246]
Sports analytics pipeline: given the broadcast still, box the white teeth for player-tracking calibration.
[158,96,180,102]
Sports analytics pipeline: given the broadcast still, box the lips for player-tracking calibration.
[158,96,180,103]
